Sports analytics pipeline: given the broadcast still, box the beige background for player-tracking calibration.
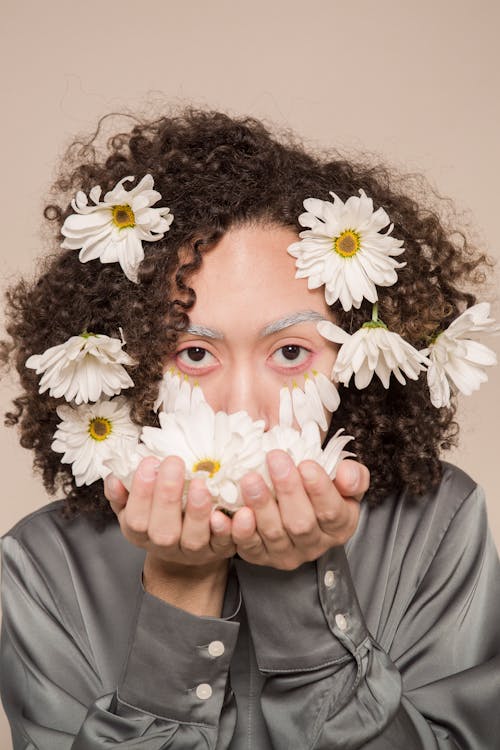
[1,0,499,743]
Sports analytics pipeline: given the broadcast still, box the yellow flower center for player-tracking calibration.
[333,229,361,258]
[192,458,221,477]
[88,417,112,441]
[112,204,135,229]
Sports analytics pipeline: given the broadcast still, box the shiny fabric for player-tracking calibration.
[1,461,499,749]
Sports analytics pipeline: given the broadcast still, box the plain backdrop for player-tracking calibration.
[0,0,499,744]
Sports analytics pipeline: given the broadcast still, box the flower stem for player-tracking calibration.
[362,303,388,330]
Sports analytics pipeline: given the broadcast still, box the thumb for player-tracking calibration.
[103,474,129,515]
[334,460,370,503]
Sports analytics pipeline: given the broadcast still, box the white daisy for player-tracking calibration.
[318,314,430,389]
[287,189,405,311]
[61,175,174,282]
[279,371,339,431]
[102,438,148,492]
[140,401,265,511]
[153,367,206,413]
[52,397,141,486]
[26,332,135,404]
[263,422,355,481]
[421,303,499,407]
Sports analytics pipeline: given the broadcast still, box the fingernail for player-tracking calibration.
[345,462,359,489]
[267,451,291,479]
[190,486,208,507]
[300,463,318,483]
[241,476,263,500]
[239,509,254,529]
[164,460,183,482]
[106,475,121,499]
[211,514,226,532]
[138,459,160,482]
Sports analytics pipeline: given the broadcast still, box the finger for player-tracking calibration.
[180,478,214,556]
[210,509,237,557]
[147,456,185,548]
[334,459,370,503]
[299,461,360,543]
[231,506,266,557]
[103,474,129,516]
[121,457,159,546]
[239,468,292,554]
[266,451,320,548]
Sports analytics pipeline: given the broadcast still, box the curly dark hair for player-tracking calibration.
[0,107,494,527]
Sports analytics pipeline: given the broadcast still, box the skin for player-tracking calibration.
[104,223,370,575]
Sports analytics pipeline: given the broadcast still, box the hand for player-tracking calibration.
[227,452,369,570]
[104,453,369,572]
[104,455,236,571]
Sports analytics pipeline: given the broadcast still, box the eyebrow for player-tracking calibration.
[184,324,225,339]
[185,310,327,340]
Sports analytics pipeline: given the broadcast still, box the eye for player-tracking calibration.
[177,347,216,368]
[271,345,311,368]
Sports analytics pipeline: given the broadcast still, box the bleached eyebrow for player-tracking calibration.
[185,324,224,340]
[260,310,328,337]
[184,311,327,341]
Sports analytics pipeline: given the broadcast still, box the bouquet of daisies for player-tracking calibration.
[105,396,355,511]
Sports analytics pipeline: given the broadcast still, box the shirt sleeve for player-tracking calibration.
[0,534,240,749]
[233,483,500,749]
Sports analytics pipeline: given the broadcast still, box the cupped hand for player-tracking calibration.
[104,455,236,569]
[226,452,369,570]
[104,453,370,573]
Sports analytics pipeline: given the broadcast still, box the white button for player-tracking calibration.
[324,570,335,588]
[196,683,213,700]
[335,613,348,631]
[208,640,225,657]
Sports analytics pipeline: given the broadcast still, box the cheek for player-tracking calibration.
[193,380,224,411]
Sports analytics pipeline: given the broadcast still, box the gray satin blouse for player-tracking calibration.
[1,461,499,749]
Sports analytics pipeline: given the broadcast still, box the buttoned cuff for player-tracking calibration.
[316,546,371,652]
[234,547,365,673]
[118,584,240,725]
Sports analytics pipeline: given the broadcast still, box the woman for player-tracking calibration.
[1,108,499,748]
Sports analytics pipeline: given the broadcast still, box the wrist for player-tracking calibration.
[144,553,229,581]
[143,554,230,617]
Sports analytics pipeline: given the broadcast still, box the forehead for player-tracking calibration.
[188,224,332,328]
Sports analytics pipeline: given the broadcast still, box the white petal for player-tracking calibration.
[427,362,451,408]
[317,320,351,345]
[461,340,497,366]
[313,371,340,412]
[279,386,293,427]
[291,386,310,428]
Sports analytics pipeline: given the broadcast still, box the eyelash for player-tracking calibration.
[270,345,312,371]
[176,347,217,372]
[175,344,313,374]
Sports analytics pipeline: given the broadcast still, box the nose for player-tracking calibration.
[220,366,270,430]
